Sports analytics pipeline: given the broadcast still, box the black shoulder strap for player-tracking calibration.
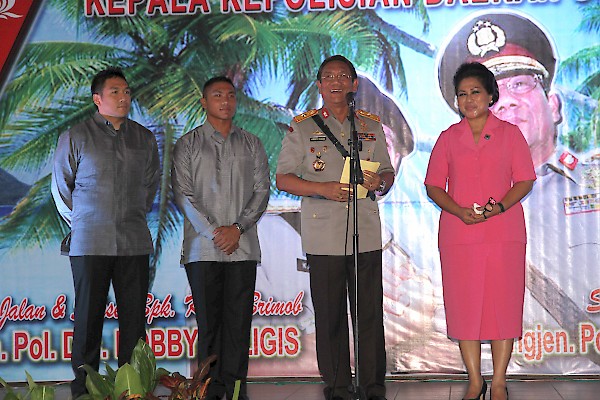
[311,114,349,158]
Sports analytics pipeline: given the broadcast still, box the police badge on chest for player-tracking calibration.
[313,152,325,171]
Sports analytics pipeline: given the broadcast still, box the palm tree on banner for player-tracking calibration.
[556,1,600,154]
[0,0,434,286]
[271,8,434,111]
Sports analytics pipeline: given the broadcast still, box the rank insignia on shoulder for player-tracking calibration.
[293,109,318,123]
[357,109,381,123]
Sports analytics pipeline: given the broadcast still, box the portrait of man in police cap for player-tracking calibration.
[436,10,600,371]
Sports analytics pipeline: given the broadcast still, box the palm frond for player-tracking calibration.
[579,3,600,34]
[557,46,600,93]
[0,98,95,173]
[0,42,132,128]
[0,174,68,255]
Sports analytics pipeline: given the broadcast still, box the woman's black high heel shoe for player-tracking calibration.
[463,379,487,400]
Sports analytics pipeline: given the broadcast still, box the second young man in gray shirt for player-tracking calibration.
[172,76,270,400]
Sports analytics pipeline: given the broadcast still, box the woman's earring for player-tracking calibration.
[454,97,459,109]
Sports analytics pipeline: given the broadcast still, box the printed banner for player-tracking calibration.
[0,0,598,382]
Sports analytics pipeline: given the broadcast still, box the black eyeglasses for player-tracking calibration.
[321,73,353,82]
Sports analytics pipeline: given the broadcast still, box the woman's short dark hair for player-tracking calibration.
[91,67,127,95]
[317,55,358,81]
[453,62,499,106]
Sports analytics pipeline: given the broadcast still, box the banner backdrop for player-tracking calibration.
[0,0,599,382]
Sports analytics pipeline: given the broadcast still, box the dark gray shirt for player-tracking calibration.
[51,112,160,256]
[172,122,270,264]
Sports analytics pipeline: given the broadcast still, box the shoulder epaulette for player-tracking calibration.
[357,109,381,123]
[293,109,318,123]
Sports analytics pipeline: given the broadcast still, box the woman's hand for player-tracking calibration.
[457,206,486,225]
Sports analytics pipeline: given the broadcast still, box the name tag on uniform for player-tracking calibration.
[358,133,376,141]
[563,193,599,215]
[310,136,327,142]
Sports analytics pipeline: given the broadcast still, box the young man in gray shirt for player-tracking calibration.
[172,76,270,400]
[51,67,160,398]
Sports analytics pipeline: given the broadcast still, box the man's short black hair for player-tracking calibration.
[202,76,235,96]
[91,67,127,95]
[453,62,500,106]
[317,55,358,81]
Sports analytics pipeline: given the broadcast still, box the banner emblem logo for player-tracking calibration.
[0,0,22,19]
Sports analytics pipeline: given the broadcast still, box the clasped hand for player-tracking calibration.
[213,225,241,255]
[459,206,486,225]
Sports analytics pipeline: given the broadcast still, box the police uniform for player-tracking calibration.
[276,107,394,399]
[436,10,600,371]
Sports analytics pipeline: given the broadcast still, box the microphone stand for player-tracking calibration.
[347,92,366,400]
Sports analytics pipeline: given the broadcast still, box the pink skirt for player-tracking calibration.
[440,242,525,340]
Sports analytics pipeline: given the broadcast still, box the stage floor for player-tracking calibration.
[3,376,600,400]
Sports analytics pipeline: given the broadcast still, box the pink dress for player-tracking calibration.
[424,114,536,340]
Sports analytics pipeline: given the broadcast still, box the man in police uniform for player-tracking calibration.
[276,55,395,400]
[437,11,600,370]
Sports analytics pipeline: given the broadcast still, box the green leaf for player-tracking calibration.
[155,367,170,379]
[105,363,118,383]
[130,339,156,393]
[0,376,14,392]
[82,365,113,397]
[114,363,144,398]
[25,371,38,389]
[29,385,55,400]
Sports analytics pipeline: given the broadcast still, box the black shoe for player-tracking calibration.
[463,379,487,400]
[368,397,388,400]
[323,386,349,400]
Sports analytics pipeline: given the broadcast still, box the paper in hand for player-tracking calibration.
[340,157,380,199]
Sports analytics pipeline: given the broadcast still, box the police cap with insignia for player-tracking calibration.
[437,11,557,112]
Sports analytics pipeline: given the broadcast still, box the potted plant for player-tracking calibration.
[81,339,237,400]
[1,339,239,400]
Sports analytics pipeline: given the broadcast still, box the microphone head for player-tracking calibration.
[346,91,356,105]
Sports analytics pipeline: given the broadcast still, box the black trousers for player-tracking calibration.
[70,255,149,398]
[185,260,257,400]
[307,250,386,400]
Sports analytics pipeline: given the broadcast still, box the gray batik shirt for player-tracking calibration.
[51,112,160,256]
[171,122,270,264]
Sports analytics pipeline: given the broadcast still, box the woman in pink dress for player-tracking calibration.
[425,63,536,400]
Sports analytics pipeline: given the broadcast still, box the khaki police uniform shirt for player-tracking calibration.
[276,107,394,256]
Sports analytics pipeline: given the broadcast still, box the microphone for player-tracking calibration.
[346,91,356,106]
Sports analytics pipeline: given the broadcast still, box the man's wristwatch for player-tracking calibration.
[377,179,387,193]
[233,222,245,234]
